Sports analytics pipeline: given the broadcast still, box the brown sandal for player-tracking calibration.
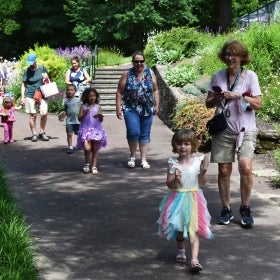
[191,259,203,272]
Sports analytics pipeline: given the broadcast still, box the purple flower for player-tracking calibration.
[56,45,92,60]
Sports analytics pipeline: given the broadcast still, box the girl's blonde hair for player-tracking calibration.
[2,96,15,107]
[171,128,198,153]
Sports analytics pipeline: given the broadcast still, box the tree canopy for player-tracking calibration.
[64,0,202,54]
[0,0,21,36]
[0,0,273,58]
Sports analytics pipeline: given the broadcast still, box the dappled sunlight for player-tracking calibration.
[0,113,279,279]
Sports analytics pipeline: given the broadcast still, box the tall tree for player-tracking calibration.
[0,0,21,36]
[0,0,22,57]
[9,0,75,57]
[219,0,232,31]
[64,0,202,54]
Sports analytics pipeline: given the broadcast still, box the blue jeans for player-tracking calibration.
[123,110,153,143]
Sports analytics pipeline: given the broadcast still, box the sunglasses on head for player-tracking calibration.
[133,60,145,64]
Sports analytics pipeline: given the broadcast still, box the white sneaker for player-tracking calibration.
[127,157,136,168]
[92,167,99,175]
[141,161,150,169]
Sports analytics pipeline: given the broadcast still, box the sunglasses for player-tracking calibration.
[133,60,145,64]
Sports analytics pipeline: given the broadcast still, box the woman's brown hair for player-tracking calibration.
[218,39,251,66]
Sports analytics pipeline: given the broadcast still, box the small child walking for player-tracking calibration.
[77,87,107,175]
[58,84,81,154]
[0,94,16,144]
[0,86,6,107]
[157,128,213,272]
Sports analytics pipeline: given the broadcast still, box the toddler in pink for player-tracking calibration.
[0,94,16,144]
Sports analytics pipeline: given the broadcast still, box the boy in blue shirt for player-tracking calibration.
[59,84,81,154]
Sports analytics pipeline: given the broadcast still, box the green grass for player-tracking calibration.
[98,49,131,66]
[0,166,38,280]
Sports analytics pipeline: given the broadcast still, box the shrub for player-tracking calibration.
[172,98,215,150]
[165,63,199,87]
[0,166,38,279]
[145,27,212,66]
[257,74,280,120]
[273,147,280,188]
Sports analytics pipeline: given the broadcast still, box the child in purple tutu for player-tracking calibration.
[77,88,107,175]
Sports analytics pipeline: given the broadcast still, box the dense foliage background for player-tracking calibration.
[0,0,271,58]
[2,2,280,276]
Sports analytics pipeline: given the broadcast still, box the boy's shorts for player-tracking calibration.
[66,124,80,135]
[211,131,256,163]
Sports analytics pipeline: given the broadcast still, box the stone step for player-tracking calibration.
[99,96,115,103]
[97,88,116,94]
[100,105,116,115]
[95,67,128,72]
[92,84,117,90]
[92,79,119,85]
[91,66,130,114]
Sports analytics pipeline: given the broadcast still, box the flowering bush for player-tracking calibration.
[56,45,92,60]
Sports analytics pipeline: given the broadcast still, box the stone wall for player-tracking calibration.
[153,65,185,128]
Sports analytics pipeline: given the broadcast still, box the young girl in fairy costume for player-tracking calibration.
[0,94,16,144]
[157,128,213,272]
[77,87,107,175]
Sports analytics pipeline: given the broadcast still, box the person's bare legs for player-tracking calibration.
[29,113,37,135]
[190,233,200,262]
[40,113,47,134]
[218,163,232,208]
[84,140,91,165]
[128,140,138,158]
[190,233,202,270]
[176,232,186,263]
[67,132,73,147]
[91,141,99,168]
[238,157,253,206]
[139,142,149,163]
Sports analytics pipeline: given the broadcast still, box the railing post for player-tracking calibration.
[91,44,98,81]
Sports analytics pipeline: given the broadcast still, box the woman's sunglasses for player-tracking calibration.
[133,60,145,64]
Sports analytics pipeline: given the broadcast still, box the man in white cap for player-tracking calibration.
[21,53,50,142]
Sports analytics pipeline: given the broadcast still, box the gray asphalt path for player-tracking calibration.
[0,111,280,280]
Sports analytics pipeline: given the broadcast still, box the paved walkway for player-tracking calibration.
[0,111,280,280]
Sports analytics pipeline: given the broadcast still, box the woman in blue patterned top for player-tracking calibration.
[116,51,159,169]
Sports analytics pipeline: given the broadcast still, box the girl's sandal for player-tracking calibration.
[191,259,203,272]
[83,164,90,174]
[127,157,136,168]
[176,249,186,263]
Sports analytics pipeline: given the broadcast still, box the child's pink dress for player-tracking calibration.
[0,105,16,143]
[77,104,107,150]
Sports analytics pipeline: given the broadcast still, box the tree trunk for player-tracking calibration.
[219,0,232,32]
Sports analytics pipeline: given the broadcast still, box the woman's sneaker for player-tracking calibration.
[39,132,49,141]
[239,205,254,227]
[216,207,234,225]
[31,134,38,142]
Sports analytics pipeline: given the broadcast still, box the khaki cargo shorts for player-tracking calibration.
[210,131,256,163]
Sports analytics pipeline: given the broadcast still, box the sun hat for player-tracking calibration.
[26,53,37,65]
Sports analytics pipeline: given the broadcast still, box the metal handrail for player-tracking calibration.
[91,44,98,80]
